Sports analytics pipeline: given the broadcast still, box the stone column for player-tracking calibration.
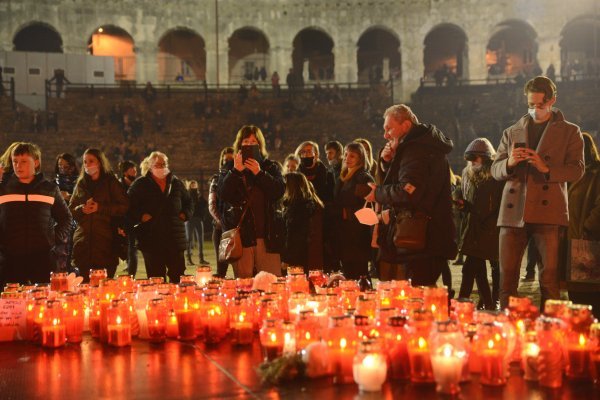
[467,38,488,81]
[536,34,561,77]
[269,44,291,80]
[333,40,357,83]
[136,43,158,84]
[398,36,421,102]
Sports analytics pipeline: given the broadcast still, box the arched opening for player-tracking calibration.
[292,28,334,82]
[13,22,63,53]
[486,20,538,77]
[356,27,401,84]
[560,16,600,77]
[423,24,468,82]
[228,27,270,83]
[158,28,206,82]
[88,25,136,81]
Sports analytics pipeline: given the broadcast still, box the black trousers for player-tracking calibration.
[405,256,445,286]
[142,248,185,283]
[212,226,230,278]
[0,251,55,288]
[341,260,369,280]
[458,256,497,309]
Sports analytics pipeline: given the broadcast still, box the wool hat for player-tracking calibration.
[464,137,496,159]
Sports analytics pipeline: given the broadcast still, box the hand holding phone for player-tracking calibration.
[241,145,260,162]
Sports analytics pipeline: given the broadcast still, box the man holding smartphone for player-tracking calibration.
[491,76,584,309]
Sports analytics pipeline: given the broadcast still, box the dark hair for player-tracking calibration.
[343,142,367,172]
[78,148,113,181]
[325,140,343,156]
[54,153,79,175]
[11,142,42,172]
[283,172,324,208]
[524,76,557,102]
[118,160,136,177]
[583,132,600,166]
[233,125,268,158]
[219,146,235,167]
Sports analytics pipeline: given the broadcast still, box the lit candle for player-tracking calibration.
[166,310,179,339]
[353,351,387,392]
[334,337,356,384]
[522,341,540,381]
[231,313,254,345]
[408,336,434,383]
[176,300,196,341]
[480,339,506,386]
[566,333,591,379]
[431,344,464,394]
[107,315,131,347]
[205,304,228,344]
[89,307,101,338]
[260,319,285,361]
[42,318,66,348]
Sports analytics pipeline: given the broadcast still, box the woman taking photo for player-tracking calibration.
[128,151,193,283]
[69,148,129,281]
[333,142,374,280]
[218,125,285,278]
[281,172,324,271]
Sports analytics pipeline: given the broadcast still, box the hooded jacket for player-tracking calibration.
[0,173,72,260]
[375,123,457,262]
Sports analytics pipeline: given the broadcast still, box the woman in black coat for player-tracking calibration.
[294,141,334,202]
[69,149,129,281]
[128,151,193,283]
[218,125,285,278]
[281,172,324,271]
[333,142,374,280]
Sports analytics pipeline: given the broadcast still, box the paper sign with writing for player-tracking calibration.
[0,299,27,341]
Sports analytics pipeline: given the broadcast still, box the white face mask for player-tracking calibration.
[528,106,550,122]
[355,202,379,226]
[152,167,170,179]
[84,166,99,176]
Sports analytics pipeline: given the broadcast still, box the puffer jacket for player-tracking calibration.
[0,173,72,259]
[128,172,193,253]
[69,173,129,269]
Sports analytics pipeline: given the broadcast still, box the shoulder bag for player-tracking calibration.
[218,188,254,263]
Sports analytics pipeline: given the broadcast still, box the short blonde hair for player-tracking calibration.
[294,141,320,159]
[383,104,419,124]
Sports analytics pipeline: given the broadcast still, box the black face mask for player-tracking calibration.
[300,157,314,168]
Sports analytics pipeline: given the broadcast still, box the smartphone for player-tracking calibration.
[241,145,260,162]
[514,142,527,149]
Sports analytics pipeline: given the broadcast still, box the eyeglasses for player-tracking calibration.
[299,150,315,157]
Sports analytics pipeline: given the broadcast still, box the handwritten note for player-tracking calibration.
[0,299,27,341]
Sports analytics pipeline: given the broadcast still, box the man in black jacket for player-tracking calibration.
[0,142,73,287]
[365,105,457,285]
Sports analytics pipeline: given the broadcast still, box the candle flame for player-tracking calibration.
[516,320,525,332]
[340,338,347,349]
[442,344,453,357]
[183,299,189,311]
[270,332,277,343]
[52,318,59,326]
[418,337,427,350]
[487,339,494,349]
[27,304,34,312]
[73,310,78,317]
[396,334,402,341]
[494,333,502,342]
[363,354,377,368]
[431,304,437,313]
[154,319,159,325]
[579,334,586,347]
[400,289,406,297]
[116,315,122,325]
[305,332,311,340]
[238,313,245,323]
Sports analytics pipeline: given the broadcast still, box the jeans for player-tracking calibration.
[499,224,561,308]
[185,217,205,261]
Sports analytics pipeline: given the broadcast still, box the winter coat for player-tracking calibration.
[491,109,584,227]
[128,172,193,253]
[458,167,504,260]
[0,173,72,259]
[69,173,129,269]
[218,158,285,251]
[189,189,208,219]
[281,199,324,269]
[333,169,374,265]
[375,123,457,262]
[299,161,334,202]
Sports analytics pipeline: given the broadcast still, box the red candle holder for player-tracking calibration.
[385,316,411,380]
[41,300,66,348]
[26,297,47,343]
[407,309,435,384]
[50,271,69,292]
[89,269,108,287]
[195,266,212,287]
[98,279,119,343]
[543,299,572,321]
[566,332,591,379]
[295,310,319,351]
[116,274,134,293]
[521,330,540,381]
[230,296,254,345]
[174,284,198,341]
[424,287,448,322]
[326,315,357,384]
[476,322,508,386]
[107,299,131,347]
[260,319,285,361]
[451,298,475,327]
[535,316,566,388]
[63,292,84,343]
[200,292,228,344]
[590,323,600,386]
[356,294,377,320]
[166,309,179,339]
[146,298,167,343]
[429,320,467,395]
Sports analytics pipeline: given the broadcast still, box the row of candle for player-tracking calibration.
[3,267,600,393]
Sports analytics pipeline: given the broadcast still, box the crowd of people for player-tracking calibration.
[1,76,599,316]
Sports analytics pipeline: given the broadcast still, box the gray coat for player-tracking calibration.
[491,109,584,227]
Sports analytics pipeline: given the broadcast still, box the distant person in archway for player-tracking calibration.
[48,69,70,98]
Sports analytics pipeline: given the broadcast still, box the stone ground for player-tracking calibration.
[122,240,545,307]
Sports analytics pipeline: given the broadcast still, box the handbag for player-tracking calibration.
[393,209,431,252]
[218,188,254,263]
